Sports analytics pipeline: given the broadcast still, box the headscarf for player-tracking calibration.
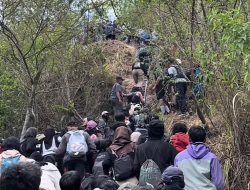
[87,120,98,130]
[109,126,134,156]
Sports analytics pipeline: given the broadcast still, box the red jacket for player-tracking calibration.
[171,133,190,152]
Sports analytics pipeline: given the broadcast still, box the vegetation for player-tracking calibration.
[0,0,249,189]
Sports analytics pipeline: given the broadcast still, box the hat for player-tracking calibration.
[162,166,184,183]
[101,111,109,116]
[176,59,182,64]
[86,120,98,129]
[116,76,125,81]
[148,119,164,139]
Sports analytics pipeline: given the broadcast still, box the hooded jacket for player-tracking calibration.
[170,133,189,153]
[39,162,61,190]
[174,143,224,190]
[20,127,39,157]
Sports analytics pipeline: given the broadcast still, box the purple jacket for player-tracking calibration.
[174,143,224,190]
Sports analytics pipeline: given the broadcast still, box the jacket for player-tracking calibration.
[39,162,61,190]
[55,130,96,164]
[0,150,27,174]
[174,143,224,190]
[170,133,189,153]
[133,139,177,178]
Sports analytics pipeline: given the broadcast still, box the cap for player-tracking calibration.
[116,76,125,81]
[101,111,109,116]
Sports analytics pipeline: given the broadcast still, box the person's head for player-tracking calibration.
[130,132,141,144]
[115,113,125,122]
[188,126,206,143]
[132,185,155,190]
[2,136,20,151]
[93,175,119,190]
[44,128,55,141]
[113,126,131,143]
[60,171,81,190]
[160,166,185,189]
[101,111,110,120]
[86,120,98,130]
[30,151,43,162]
[118,182,137,190]
[116,76,124,85]
[24,127,38,138]
[0,162,41,190]
[66,120,79,131]
[148,119,164,140]
[172,123,188,135]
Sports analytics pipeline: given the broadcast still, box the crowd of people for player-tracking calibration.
[0,117,224,190]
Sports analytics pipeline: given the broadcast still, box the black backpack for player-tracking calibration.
[112,151,134,181]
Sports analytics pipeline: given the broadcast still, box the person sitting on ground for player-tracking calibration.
[56,120,96,178]
[85,120,102,141]
[175,126,224,190]
[98,111,111,136]
[0,137,27,175]
[104,113,127,141]
[20,127,39,157]
[102,126,136,180]
[170,123,189,153]
[40,128,60,164]
[30,152,61,190]
[60,171,81,190]
[157,166,185,190]
[110,76,125,115]
[134,120,177,177]
[0,162,42,190]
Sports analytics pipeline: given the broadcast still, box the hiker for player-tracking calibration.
[30,152,61,190]
[105,21,116,40]
[133,120,177,187]
[158,166,185,190]
[20,127,39,157]
[102,126,136,183]
[132,59,147,87]
[85,120,102,140]
[0,162,42,190]
[60,171,81,190]
[40,128,60,164]
[170,123,189,152]
[55,120,96,178]
[175,126,224,190]
[0,137,27,175]
[98,111,110,135]
[104,113,127,141]
[110,76,125,115]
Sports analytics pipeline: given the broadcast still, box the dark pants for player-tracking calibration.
[176,82,188,114]
[64,159,85,178]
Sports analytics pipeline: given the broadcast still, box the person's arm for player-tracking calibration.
[133,148,141,179]
[55,135,68,156]
[211,157,225,190]
[84,132,97,153]
[115,85,123,102]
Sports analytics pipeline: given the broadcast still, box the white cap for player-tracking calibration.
[176,59,182,64]
[101,111,109,116]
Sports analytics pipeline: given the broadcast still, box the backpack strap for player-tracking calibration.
[142,144,159,160]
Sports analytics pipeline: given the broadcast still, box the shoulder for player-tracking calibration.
[175,149,189,161]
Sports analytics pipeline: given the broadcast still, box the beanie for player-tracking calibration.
[87,120,98,129]
[148,119,164,139]
[162,166,184,184]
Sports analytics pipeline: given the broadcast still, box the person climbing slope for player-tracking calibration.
[20,127,39,157]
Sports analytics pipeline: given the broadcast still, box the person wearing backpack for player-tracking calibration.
[170,123,189,153]
[102,126,136,183]
[20,127,40,157]
[110,76,125,115]
[56,120,96,178]
[132,59,147,87]
[175,126,224,190]
[105,21,116,40]
[133,120,177,187]
[0,137,27,175]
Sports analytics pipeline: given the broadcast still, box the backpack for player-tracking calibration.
[66,131,88,158]
[105,24,114,35]
[174,65,185,78]
[139,148,161,187]
[92,152,107,176]
[112,151,134,181]
[0,155,21,174]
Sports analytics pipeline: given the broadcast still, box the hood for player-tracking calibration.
[41,162,59,172]
[171,133,189,152]
[0,150,22,158]
[86,120,98,129]
[111,122,126,131]
[24,127,38,139]
[187,143,210,159]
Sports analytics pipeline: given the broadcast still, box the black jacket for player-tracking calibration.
[133,139,177,178]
